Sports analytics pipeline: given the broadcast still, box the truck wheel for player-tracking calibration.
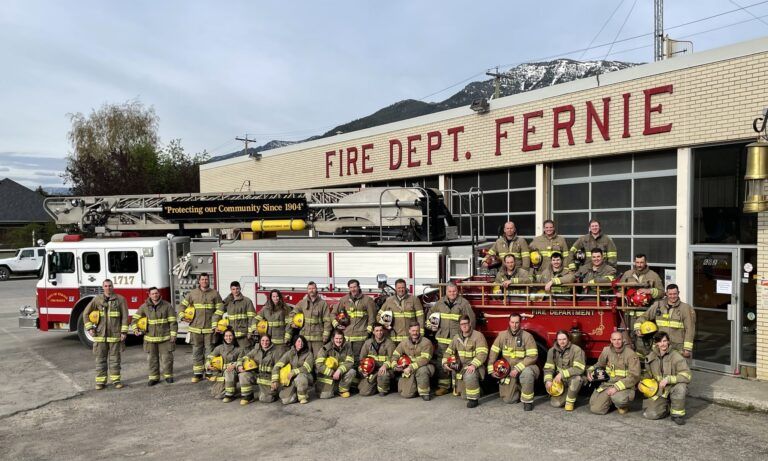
[0,267,10,281]
[76,311,95,348]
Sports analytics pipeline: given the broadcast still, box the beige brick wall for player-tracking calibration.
[758,198,768,380]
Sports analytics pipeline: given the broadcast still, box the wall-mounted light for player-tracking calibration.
[470,98,490,114]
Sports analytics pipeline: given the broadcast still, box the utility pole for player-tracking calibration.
[236,134,258,157]
[654,0,664,61]
[485,67,504,99]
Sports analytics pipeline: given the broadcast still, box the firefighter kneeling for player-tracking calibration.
[487,313,539,410]
[392,322,434,400]
[640,331,692,425]
[272,334,314,405]
[442,315,488,408]
[588,331,641,415]
[206,327,242,402]
[358,323,396,396]
[315,330,356,399]
[544,330,586,411]
[237,334,280,405]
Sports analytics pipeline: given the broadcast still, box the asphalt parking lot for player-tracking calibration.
[1,278,768,461]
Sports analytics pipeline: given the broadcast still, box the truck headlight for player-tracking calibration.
[19,305,36,316]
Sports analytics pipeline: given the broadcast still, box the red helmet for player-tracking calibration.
[396,354,412,369]
[445,355,460,372]
[335,308,351,327]
[626,288,651,307]
[358,357,376,376]
[492,358,511,379]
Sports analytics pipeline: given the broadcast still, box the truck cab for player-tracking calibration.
[0,246,46,281]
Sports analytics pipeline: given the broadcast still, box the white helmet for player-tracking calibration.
[379,310,393,328]
[428,312,441,331]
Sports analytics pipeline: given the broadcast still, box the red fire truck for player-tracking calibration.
[19,187,640,357]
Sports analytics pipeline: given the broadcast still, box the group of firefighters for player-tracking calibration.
[81,218,695,425]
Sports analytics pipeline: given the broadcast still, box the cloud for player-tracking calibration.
[34,171,58,177]
[0,167,9,172]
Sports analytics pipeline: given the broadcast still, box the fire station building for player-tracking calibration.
[201,37,768,381]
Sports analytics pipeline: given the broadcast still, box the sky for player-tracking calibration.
[2,0,768,189]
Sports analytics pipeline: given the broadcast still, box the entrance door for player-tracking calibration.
[739,248,757,369]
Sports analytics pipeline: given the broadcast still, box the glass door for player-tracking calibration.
[739,248,757,369]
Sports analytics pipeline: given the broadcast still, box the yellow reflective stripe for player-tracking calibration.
[146,318,171,325]
[188,327,213,334]
[84,322,94,330]
[514,362,525,372]
[656,319,684,329]
[392,311,416,318]
[525,348,538,356]
[107,312,121,317]
[614,381,626,391]
[419,352,431,359]
[457,351,476,358]
[181,300,190,307]
[490,345,501,353]
[670,408,686,416]
[144,335,171,342]
[214,309,225,316]
[226,314,249,320]
[680,371,692,380]
[683,341,694,350]
[543,363,555,369]
[573,361,585,370]
[668,375,677,384]
[441,313,461,321]
[266,320,284,326]
[436,337,452,345]
[562,369,571,379]
[193,303,215,309]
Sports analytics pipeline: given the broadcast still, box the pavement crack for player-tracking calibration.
[0,390,84,421]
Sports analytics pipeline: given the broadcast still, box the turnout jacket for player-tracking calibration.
[130,298,177,343]
[428,295,475,349]
[443,329,488,377]
[333,293,377,343]
[360,337,396,370]
[488,235,530,269]
[292,295,332,343]
[392,336,434,371]
[487,328,538,374]
[620,267,664,300]
[589,345,641,392]
[84,294,129,343]
[635,299,696,353]
[644,347,692,396]
[543,343,586,382]
[273,347,314,382]
[567,233,617,269]
[529,233,570,271]
[255,301,292,345]
[212,294,256,339]
[380,294,425,342]
[178,288,224,335]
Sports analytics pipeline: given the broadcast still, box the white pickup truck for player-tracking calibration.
[0,246,46,281]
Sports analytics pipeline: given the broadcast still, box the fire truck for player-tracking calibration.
[19,186,642,358]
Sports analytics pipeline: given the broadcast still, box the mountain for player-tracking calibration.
[209,58,639,163]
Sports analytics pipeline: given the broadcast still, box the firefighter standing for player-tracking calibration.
[379,279,425,343]
[621,254,665,359]
[567,219,618,270]
[487,313,539,410]
[529,219,570,274]
[442,315,488,408]
[315,330,356,399]
[291,281,332,357]
[634,284,696,358]
[588,331,641,415]
[273,335,314,404]
[484,221,530,270]
[333,279,377,359]
[255,289,292,356]
[392,322,434,400]
[178,273,224,383]
[358,323,396,396]
[493,254,533,295]
[543,330,586,411]
[642,332,692,425]
[536,252,576,294]
[212,281,256,348]
[206,328,242,402]
[84,279,129,390]
[238,334,280,404]
[428,282,475,395]
[576,248,616,292]
[131,286,178,385]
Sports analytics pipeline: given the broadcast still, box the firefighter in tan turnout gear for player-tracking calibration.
[536,252,576,294]
[291,281,332,357]
[621,254,665,359]
[315,330,356,399]
[178,273,224,382]
[529,219,570,274]
[493,254,533,295]
[567,219,618,270]
[484,221,530,270]
[641,331,692,425]
[237,334,280,404]
[206,327,242,402]
[442,315,488,408]
[588,331,641,415]
[379,278,425,343]
[273,334,314,405]
[83,279,129,389]
[428,282,475,396]
[488,313,539,410]
[392,322,434,400]
[130,286,178,385]
[358,323,396,396]
[255,289,292,356]
[576,248,616,293]
[634,284,696,358]
[333,279,377,359]
[212,281,256,348]
[543,330,586,411]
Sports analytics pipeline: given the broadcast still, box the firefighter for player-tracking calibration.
[333,279,377,359]
[487,313,539,410]
[392,322,434,400]
[576,248,616,293]
[543,330,586,411]
[178,273,224,383]
[536,252,576,294]
[634,284,696,358]
[291,281,332,358]
[529,219,570,274]
[642,332,692,425]
[484,221,530,270]
[130,286,178,386]
[206,327,242,402]
[315,330,356,399]
[273,334,314,405]
[588,331,641,415]
[621,254,665,359]
[442,315,488,408]
[212,281,256,348]
[255,289,292,357]
[379,278,425,343]
[83,279,129,389]
[428,282,475,396]
[237,334,280,405]
[493,254,533,295]
[358,322,396,396]
[567,219,618,270]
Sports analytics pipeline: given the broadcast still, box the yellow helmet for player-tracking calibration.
[324,356,339,370]
[547,380,564,397]
[638,378,659,398]
[183,306,195,322]
[257,320,269,336]
[210,356,223,371]
[529,290,547,302]
[279,364,292,386]
[292,313,304,328]
[242,358,257,371]
[88,310,100,325]
[639,321,658,336]
[136,317,148,332]
[216,318,229,333]
[530,250,542,266]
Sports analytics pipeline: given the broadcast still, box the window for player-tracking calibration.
[37,249,45,257]
[20,249,34,258]
[49,252,75,273]
[82,252,101,273]
[108,251,139,273]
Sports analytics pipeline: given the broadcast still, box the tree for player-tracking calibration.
[63,100,207,196]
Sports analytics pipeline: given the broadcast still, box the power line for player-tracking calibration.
[603,0,639,62]
[728,0,768,28]
[579,0,627,60]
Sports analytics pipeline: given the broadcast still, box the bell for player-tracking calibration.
[744,141,768,213]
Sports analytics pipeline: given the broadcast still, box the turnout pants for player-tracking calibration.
[589,384,636,414]
[643,383,688,419]
[499,366,539,404]
[358,369,394,396]
[279,373,313,404]
[94,341,122,385]
[145,341,174,381]
[434,345,452,391]
[316,369,356,399]
[455,369,483,401]
[550,376,583,408]
[398,365,435,398]
[239,372,278,402]
[190,332,213,377]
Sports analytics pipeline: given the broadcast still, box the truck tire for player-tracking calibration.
[76,311,95,348]
[0,266,10,281]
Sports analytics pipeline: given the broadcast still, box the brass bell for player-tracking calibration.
[743,141,768,213]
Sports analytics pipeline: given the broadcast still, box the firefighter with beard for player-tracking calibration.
[291,281,332,357]
[333,279,377,359]
[392,322,435,400]
[442,315,488,408]
[484,221,530,270]
[529,219,570,274]
[428,282,475,396]
[379,279,425,343]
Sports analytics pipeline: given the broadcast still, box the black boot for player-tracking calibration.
[467,399,479,408]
